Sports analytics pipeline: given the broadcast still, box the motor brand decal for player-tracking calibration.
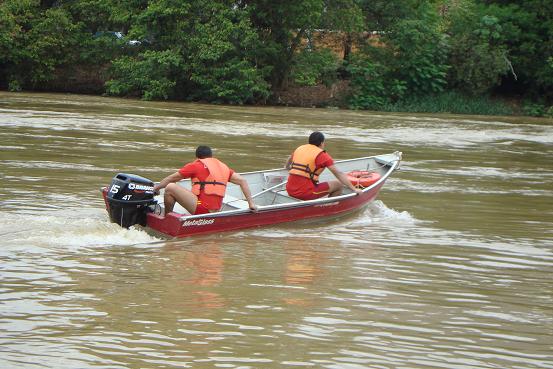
[182,219,215,227]
[128,183,154,192]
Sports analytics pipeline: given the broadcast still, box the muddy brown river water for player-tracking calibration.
[1,92,552,368]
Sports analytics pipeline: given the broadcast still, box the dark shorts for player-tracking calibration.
[290,182,330,200]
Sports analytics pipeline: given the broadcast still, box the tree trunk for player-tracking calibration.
[343,32,352,61]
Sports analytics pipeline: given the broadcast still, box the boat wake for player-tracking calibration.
[246,200,418,240]
[0,208,160,251]
[355,200,417,226]
[0,200,415,249]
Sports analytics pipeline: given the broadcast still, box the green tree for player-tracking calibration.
[477,0,553,99]
[386,7,449,95]
[105,50,181,100]
[359,0,422,31]
[106,0,269,103]
[0,0,80,90]
[63,0,147,33]
[290,49,340,87]
[3,0,549,108]
[347,55,406,110]
[319,0,364,61]
[348,2,448,109]
[447,1,510,94]
[185,2,270,103]
[245,0,325,91]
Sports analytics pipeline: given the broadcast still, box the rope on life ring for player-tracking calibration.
[347,170,381,188]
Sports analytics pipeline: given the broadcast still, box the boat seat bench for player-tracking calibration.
[263,189,298,205]
[221,195,250,211]
[274,190,297,201]
[222,189,298,210]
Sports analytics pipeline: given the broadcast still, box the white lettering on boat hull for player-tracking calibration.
[182,219,215,227]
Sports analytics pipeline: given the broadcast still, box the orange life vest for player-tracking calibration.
[289,144,325,183]
[191,158,230,198]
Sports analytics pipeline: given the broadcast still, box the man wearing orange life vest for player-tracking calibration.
[286,132,362,200]
[153,146,257,215]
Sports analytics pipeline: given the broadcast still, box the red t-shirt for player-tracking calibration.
[178,160,234,210]
[286,151,334,197]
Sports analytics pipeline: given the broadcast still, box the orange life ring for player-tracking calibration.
[347,170,381,188]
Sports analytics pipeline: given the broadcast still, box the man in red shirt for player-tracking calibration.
[154,146,257,215]
[286,132,362,200]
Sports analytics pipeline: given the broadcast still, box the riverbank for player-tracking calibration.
[5,69,553,119]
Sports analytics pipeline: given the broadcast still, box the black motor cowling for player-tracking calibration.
[106,173,157,228]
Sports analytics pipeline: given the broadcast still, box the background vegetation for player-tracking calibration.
[1,0,552,116]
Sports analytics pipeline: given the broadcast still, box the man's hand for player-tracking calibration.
[247,199,258,212]
[230,172,258,212]
[154,172,184,195]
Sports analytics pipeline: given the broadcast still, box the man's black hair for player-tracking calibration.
[195,145,212,159]
[308,131,325,146]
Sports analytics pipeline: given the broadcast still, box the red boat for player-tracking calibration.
[101,151,402,238]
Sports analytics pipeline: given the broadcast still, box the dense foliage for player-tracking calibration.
[0,0,551,114]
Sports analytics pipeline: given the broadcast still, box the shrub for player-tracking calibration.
[106,50,181,100]
[387,12,449,95]
[346,56,406,110]
[521,102,549,117]
[347,4,448,110]
[290,49,340,87]
[8,79,22,92]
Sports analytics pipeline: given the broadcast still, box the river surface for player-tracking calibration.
[1,92,552,369]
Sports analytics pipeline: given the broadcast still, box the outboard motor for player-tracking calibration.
[105,173,157,228]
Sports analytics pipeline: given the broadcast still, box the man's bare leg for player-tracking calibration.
[327,180,344,197]
[164,183,198,215]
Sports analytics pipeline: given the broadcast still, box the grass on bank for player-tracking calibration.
[352,91,552,117]
[379,91,514,116]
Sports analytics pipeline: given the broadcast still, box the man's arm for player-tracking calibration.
[327,165,363,194]
[285,155,292,170]
[153,172,184,193]
[229,172,257,211]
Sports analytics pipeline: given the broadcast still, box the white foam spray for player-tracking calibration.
[0,208,160,251]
